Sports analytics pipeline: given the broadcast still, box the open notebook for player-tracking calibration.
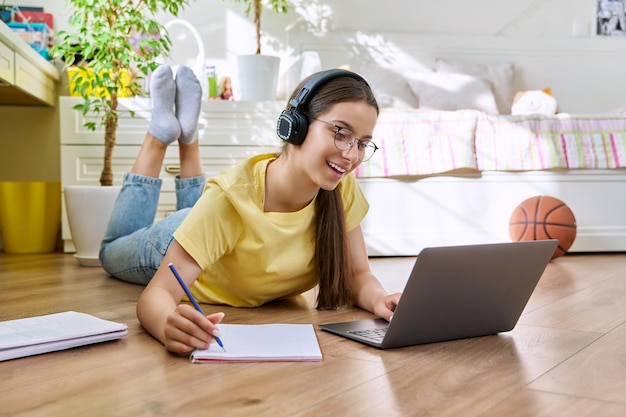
[0,311,128,361]
[190,323,322,363]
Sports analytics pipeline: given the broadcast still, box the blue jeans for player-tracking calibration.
[99,172,205,285]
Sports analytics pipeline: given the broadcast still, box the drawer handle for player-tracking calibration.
[165,165,180,175]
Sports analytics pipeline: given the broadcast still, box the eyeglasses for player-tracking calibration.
[312,119,379,162]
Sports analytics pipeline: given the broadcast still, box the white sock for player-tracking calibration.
[148,65,181,145]
[175,66,202,144]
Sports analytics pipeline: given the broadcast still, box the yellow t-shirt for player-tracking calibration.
[173,154,369,307]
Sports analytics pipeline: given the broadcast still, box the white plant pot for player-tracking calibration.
[236,54,280,101]
[64,185,121,267]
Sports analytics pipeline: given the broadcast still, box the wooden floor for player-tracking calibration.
[1,251,625,417]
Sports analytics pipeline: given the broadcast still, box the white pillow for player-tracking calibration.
[405,72,500,114]
[434,58,514,115]
[355,66,420,109]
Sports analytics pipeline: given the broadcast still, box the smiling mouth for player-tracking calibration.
[327,161,347,174]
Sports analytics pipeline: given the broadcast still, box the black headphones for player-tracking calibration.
[276,69,369,145]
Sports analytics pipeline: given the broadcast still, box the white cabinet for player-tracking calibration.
[60,96,286,251]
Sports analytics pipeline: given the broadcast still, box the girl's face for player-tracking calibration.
[294,100,378,191]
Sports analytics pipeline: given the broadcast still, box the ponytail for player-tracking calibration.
[315,188,352,309]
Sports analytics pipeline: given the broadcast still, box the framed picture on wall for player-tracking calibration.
[594,0,626,36]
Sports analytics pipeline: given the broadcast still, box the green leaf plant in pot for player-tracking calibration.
[229,0,289,100]
[50,0,192,266]
[51,0,192,186]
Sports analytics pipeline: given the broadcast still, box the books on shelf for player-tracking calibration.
[190,323,322,363]
[0,311,128,362]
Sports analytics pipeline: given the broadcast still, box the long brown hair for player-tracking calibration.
[283,72,379,309]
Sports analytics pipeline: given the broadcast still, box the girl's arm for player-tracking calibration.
[347,225,401,321]
[136,240,224,353]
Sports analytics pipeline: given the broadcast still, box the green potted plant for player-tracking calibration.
[51,0,192,186]
[50,0,192,266]
[229,0,289,100]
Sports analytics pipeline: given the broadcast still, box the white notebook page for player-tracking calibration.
[190,323,322,363]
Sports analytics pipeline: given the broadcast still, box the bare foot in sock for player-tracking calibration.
[148,65,181,145]
[175,66,202,144]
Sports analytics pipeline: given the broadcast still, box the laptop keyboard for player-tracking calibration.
[349,326,388,342]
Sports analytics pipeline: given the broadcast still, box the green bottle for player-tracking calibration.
[207,66,217,99]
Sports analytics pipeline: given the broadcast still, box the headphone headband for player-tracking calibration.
[277,69,369,145]
[288,68,369,110]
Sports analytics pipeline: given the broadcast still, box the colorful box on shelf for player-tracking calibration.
[15,10,53,29]
[0,5,41,24]
[1,6,53,27]
[7,21,50,59]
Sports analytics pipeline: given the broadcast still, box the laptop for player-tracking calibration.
[319,240,558,349]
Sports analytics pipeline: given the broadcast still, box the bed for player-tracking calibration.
[354,109,626,255]
[286,31,626,255]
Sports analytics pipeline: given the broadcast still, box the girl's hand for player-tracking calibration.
[372,292,401,322]
[163,304,224,354]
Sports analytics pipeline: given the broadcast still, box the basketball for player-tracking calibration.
[509,196,577,259]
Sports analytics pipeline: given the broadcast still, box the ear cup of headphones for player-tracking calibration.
[277,68,370,145]
[277,109,309,145]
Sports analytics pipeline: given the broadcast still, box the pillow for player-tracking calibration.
[404,72,500,114]
[434,58,514,115]
[355,66,420,109]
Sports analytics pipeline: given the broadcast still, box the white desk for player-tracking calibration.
[0,20,59,106]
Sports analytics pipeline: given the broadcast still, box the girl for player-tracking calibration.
[99,65,400,353]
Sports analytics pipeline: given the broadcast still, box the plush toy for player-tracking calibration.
[511,87,558,115]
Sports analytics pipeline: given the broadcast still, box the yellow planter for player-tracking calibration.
[67,67,133,98]
[0,182,61,253]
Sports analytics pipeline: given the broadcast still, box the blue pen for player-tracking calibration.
[168,262,225,351]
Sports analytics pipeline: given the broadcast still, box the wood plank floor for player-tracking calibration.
[1,251,625,417]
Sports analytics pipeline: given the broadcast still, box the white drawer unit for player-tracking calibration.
[0,37,14,85]
[14,53,56,106]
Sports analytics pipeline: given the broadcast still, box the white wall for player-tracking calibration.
[38,0,602,75]
[41,0,598,37]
